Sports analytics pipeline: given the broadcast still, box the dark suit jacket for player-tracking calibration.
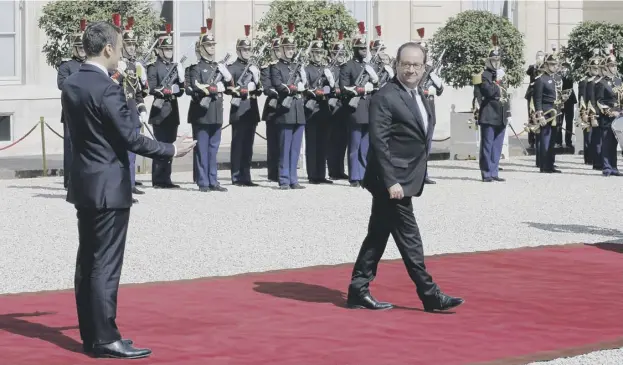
[61,63,176,210]
[363,78,433,198]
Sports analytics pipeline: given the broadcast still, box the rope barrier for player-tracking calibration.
[0,121,39,151]
[44,122,64,139]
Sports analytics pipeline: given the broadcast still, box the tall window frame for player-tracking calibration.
[0,0,23,85]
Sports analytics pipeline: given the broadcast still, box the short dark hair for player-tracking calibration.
[395,42,427,65]
[82,21,122,57]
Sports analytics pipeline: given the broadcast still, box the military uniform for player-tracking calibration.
[261,59,280,182]
[587,76,603,170]
[227,29,262,186]
[271,27,306,189]
[533,56,559,173]
[326,34,348,180]
[422,64,443,184]
[525,63,541,148]
[557,67,576,147]
[147,27,185,188]
[595,50,622,176]
[577,75,591,164]
[57,20,86,188]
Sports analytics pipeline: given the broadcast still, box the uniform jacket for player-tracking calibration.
[261,62,279,121]
[61,63,174,209]
[339,58,371,124]
[533,72,558,113]
[147,58,185,126]
[328,63,343,115]
[226,58,261,123]
[595,75,622,127]
[57,58,83,123]
[304,62,331,119]
[271,59,306,125]
[363,78,433,198]
[112,58,147,129]
[188,59,225,125]
[477,68,510,126]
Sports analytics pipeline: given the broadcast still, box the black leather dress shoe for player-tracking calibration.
[309,178,334,184]
[91,340,151,359]
[482,177,493,182]
[244,181,259,187]
[552,169,561,173]
[423,291,464,312]
[349,181,361,187]
[134,181,143,186]
[153,183,180,189]
[329,173,349,180]
[290,183,305,189]
[346,293,393,310]
[424,178,436,184]
[83,339,133,353]
[132,187,144,195]
[210,185,228,192]
[279,184,290,190]
[492,177,505,182]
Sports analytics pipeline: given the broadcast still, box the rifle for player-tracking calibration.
[327,51,345,110]
[305,65,331,111]
[282,40,313,109]
[419,48,446,90]
[195,53,231,109]
[138,39,159,66]
[348,51,380,109]
[152,41,196,109]
[231,42,267,107]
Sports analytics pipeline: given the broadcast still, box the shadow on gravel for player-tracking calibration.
[0,311,82,354]
[32,193,66,200]
[524,222,623,238]
[7,185,66,192]
[586,242,623,254]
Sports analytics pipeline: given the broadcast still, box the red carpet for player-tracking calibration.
[1,243,622,365]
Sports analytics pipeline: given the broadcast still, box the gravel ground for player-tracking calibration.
[1,154,620,364]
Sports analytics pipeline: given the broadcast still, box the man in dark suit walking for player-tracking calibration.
[347,42,463,312]
[61,21,195,359]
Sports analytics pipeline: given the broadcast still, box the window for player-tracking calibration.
[0,0,21,82]
[471,0,518,26]
[178,0,205,66]
[0,115,12,142]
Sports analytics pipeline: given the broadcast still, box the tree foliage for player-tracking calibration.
[38,0,164,69]
[428,10,525,88]
[255,0,358,63]
[565,21,623,81]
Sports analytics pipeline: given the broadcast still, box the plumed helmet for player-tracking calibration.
[199,18,216,45]
[600,44,616,66]
[72,19,87,47]
[156,24,174,49]
[369,25,385,51]
[280,22,296,47]
[121,16,137,44]
[310,28,323,51]
[272,25,283,49]
[351,21,366,48]
[236,24,252,48]
[331,31,345,53]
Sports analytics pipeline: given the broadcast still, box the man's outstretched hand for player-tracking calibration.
[173,135,197,158]
[388,183,404,199]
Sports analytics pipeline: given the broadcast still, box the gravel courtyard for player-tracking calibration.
[1,154,621,364]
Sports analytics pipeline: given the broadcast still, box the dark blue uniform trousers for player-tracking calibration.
[479,124,505,179]
[128,126,141,188]
[63,122,72,188]
[327,117,348,177]
[348,123,369,182]
[583,128,593,164]
[591,125,603,170]
[601,126,618,174]
[538,124,556,172]
[278,124,304,186]
[231,122,256,183]
[193,124,222,187]
[305,117,330,180]
[151,124,178,185]
[266,120,279,181]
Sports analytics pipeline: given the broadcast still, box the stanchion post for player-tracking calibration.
[39,116,47,176]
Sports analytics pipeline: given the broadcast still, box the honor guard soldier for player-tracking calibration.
[226,25,262,187]
[417,28,444,184]
[187,39,201,184]
[525,51,545,150]
[533,52,561,173]
[262,26,283,182]
[578,49,601,165]
[271,22,307,190]
[476,35,511,181]
[369,25,394,90]
[147,24,185,189]
[110,14,149,199]
[303,29,334,184]
[57,18,86,189]
[188,19,233,191]
[340,21,379,187]
[557,57,576,148]
[595,44,622,176]
[326,31,349,180]
[586,50,604,171]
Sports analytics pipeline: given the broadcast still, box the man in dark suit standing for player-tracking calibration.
[347,42,463,312]
[61,21,195,359]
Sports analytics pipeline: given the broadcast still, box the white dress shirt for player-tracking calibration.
[398,80,428,134]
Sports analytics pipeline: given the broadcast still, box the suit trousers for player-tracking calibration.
[151,124,178,185]
[231,122,257,183]
[75,208,130,345]
[327,115,348,178]
[349,194,438,301]
[305,115,330,180]
[63,123,73,188]
[348,122,369,182]
[194,124,222,187]
[128,127,140,188]
[479,124,505,179]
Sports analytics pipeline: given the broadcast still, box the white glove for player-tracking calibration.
[323,68,335,87]
[429,72,443,89]
[217,63,232,82]
[247,82,257,92]
[322,86,331,95]
[139,111,148,124]
[176,63,184,78]
[364,64,379,84]
[507,116,513,124]
[496,68,505,81]
[383,65,395,79]
[171,84,180,94]
[135,62,147,83]
[427,85,436,95]
[117,60,127,74]
[216,81,225,93]
[249,65,260,84]
[297,82,305,92]
[364,82,374,93]
[298,68,307,86]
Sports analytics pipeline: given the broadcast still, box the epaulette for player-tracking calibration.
[534,74,542,80]
[587,76,595,82]
[471,72,482,85]
[580,76,587,82]
[595,77,602,83]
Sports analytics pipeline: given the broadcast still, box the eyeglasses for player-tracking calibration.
[398,62,425,71]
